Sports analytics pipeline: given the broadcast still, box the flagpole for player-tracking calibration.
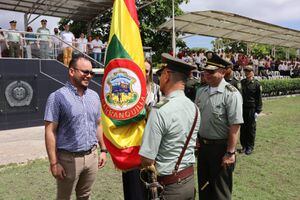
[172,0,176,58]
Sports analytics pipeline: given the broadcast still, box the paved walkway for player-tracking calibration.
[0,126,47,166]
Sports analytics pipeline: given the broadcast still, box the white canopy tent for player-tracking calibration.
[158,10,300,49]
[0,0,113,21]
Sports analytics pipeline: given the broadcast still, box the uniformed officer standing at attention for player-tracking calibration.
[195,51,243,200]
[139,53,200,200]
[240,65,262,155]
[224,63,242,91]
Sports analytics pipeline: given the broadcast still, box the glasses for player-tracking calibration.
[73,68,95,76]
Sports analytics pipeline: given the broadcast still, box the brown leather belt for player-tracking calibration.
[58,145,97,157]
[157,166,194,186]
[199,137,227,145]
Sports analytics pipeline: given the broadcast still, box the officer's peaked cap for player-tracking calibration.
[10,20,17,24]
[157,53,196,76]
[203,51,232,70]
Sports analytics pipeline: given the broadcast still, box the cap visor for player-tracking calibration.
[203,65,219,71]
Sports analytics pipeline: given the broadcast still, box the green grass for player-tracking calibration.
[0,96,299,200]
[233,96,300,200]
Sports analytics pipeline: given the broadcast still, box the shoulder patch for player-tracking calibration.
[153,99,169,109]
[226,84,237,92]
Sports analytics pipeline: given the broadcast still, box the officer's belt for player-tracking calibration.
[157,165,193,186]
[57,145,97,157]
[199,137,227,145]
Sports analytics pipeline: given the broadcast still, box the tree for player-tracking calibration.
[58,0,189,63]
[212,38,298,60]
[138,0,189,62]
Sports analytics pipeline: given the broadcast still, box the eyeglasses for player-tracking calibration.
[73,68,95,76]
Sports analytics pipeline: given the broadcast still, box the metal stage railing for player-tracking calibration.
[0,29,105,68]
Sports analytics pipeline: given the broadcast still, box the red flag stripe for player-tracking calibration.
[124,0,140,26]
[103,134,141,170]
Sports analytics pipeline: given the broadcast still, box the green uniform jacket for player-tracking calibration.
[195,78,243,139]
[139,90,200,176]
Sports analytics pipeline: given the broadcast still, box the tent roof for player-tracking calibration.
[158,10,300,49]
[0,0,113,21]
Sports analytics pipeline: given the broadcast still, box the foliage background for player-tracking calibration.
[58,0,189,63]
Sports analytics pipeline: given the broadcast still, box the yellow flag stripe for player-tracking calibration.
[102,111,145,149]
[109,0,145,71]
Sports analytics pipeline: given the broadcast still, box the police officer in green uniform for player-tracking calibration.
[240,65,262,155]
[195,51,243,200]
[139,53,200,200]
[225,64,242,91]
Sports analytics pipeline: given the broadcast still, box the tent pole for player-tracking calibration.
[172,0,176,57]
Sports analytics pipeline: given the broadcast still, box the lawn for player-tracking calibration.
[0,96,299,200]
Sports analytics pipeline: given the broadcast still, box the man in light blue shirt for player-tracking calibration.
[44,55,107,200]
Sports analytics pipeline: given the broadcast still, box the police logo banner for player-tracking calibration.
[100,0,146,170]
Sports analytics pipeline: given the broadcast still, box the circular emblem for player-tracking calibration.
[101,59,146,120]
[5,80,33,107]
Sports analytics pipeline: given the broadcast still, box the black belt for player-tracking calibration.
[199,137,227,145]
[8,41,19,44]
[58,145,97,157]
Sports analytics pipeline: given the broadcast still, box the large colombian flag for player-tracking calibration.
[100,0,146,170]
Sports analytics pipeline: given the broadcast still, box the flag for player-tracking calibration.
[100,0,146,170]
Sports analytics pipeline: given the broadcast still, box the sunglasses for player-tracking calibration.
[73,68,95,76]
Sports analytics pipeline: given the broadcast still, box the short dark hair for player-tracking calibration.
[69,55,90,69]
[170,71,189,84]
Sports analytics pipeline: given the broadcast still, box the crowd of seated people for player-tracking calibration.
[177,48,300,79]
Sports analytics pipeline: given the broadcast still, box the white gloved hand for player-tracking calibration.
[254,112,258,121]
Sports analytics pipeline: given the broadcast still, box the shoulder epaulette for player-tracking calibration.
[226,84,237,92]
[153,99,169,109]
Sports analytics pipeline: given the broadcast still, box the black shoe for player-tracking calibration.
[245,148,253,155]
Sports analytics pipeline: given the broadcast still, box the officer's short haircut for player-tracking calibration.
[170,71,188,84]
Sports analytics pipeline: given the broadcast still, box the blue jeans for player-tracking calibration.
[93,53,102,63]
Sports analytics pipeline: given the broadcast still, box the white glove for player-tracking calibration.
[254,112,258,121]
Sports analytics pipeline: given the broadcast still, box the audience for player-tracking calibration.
[60,24,75,66]
[0,21,299,74]
[24,26,37,58]
[91,35,103,63]
[177,49,300,79]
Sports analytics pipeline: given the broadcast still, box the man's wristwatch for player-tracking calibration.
[100,149,108,153]
[225,151,236,156]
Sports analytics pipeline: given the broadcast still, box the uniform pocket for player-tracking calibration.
[212,103,226,120]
